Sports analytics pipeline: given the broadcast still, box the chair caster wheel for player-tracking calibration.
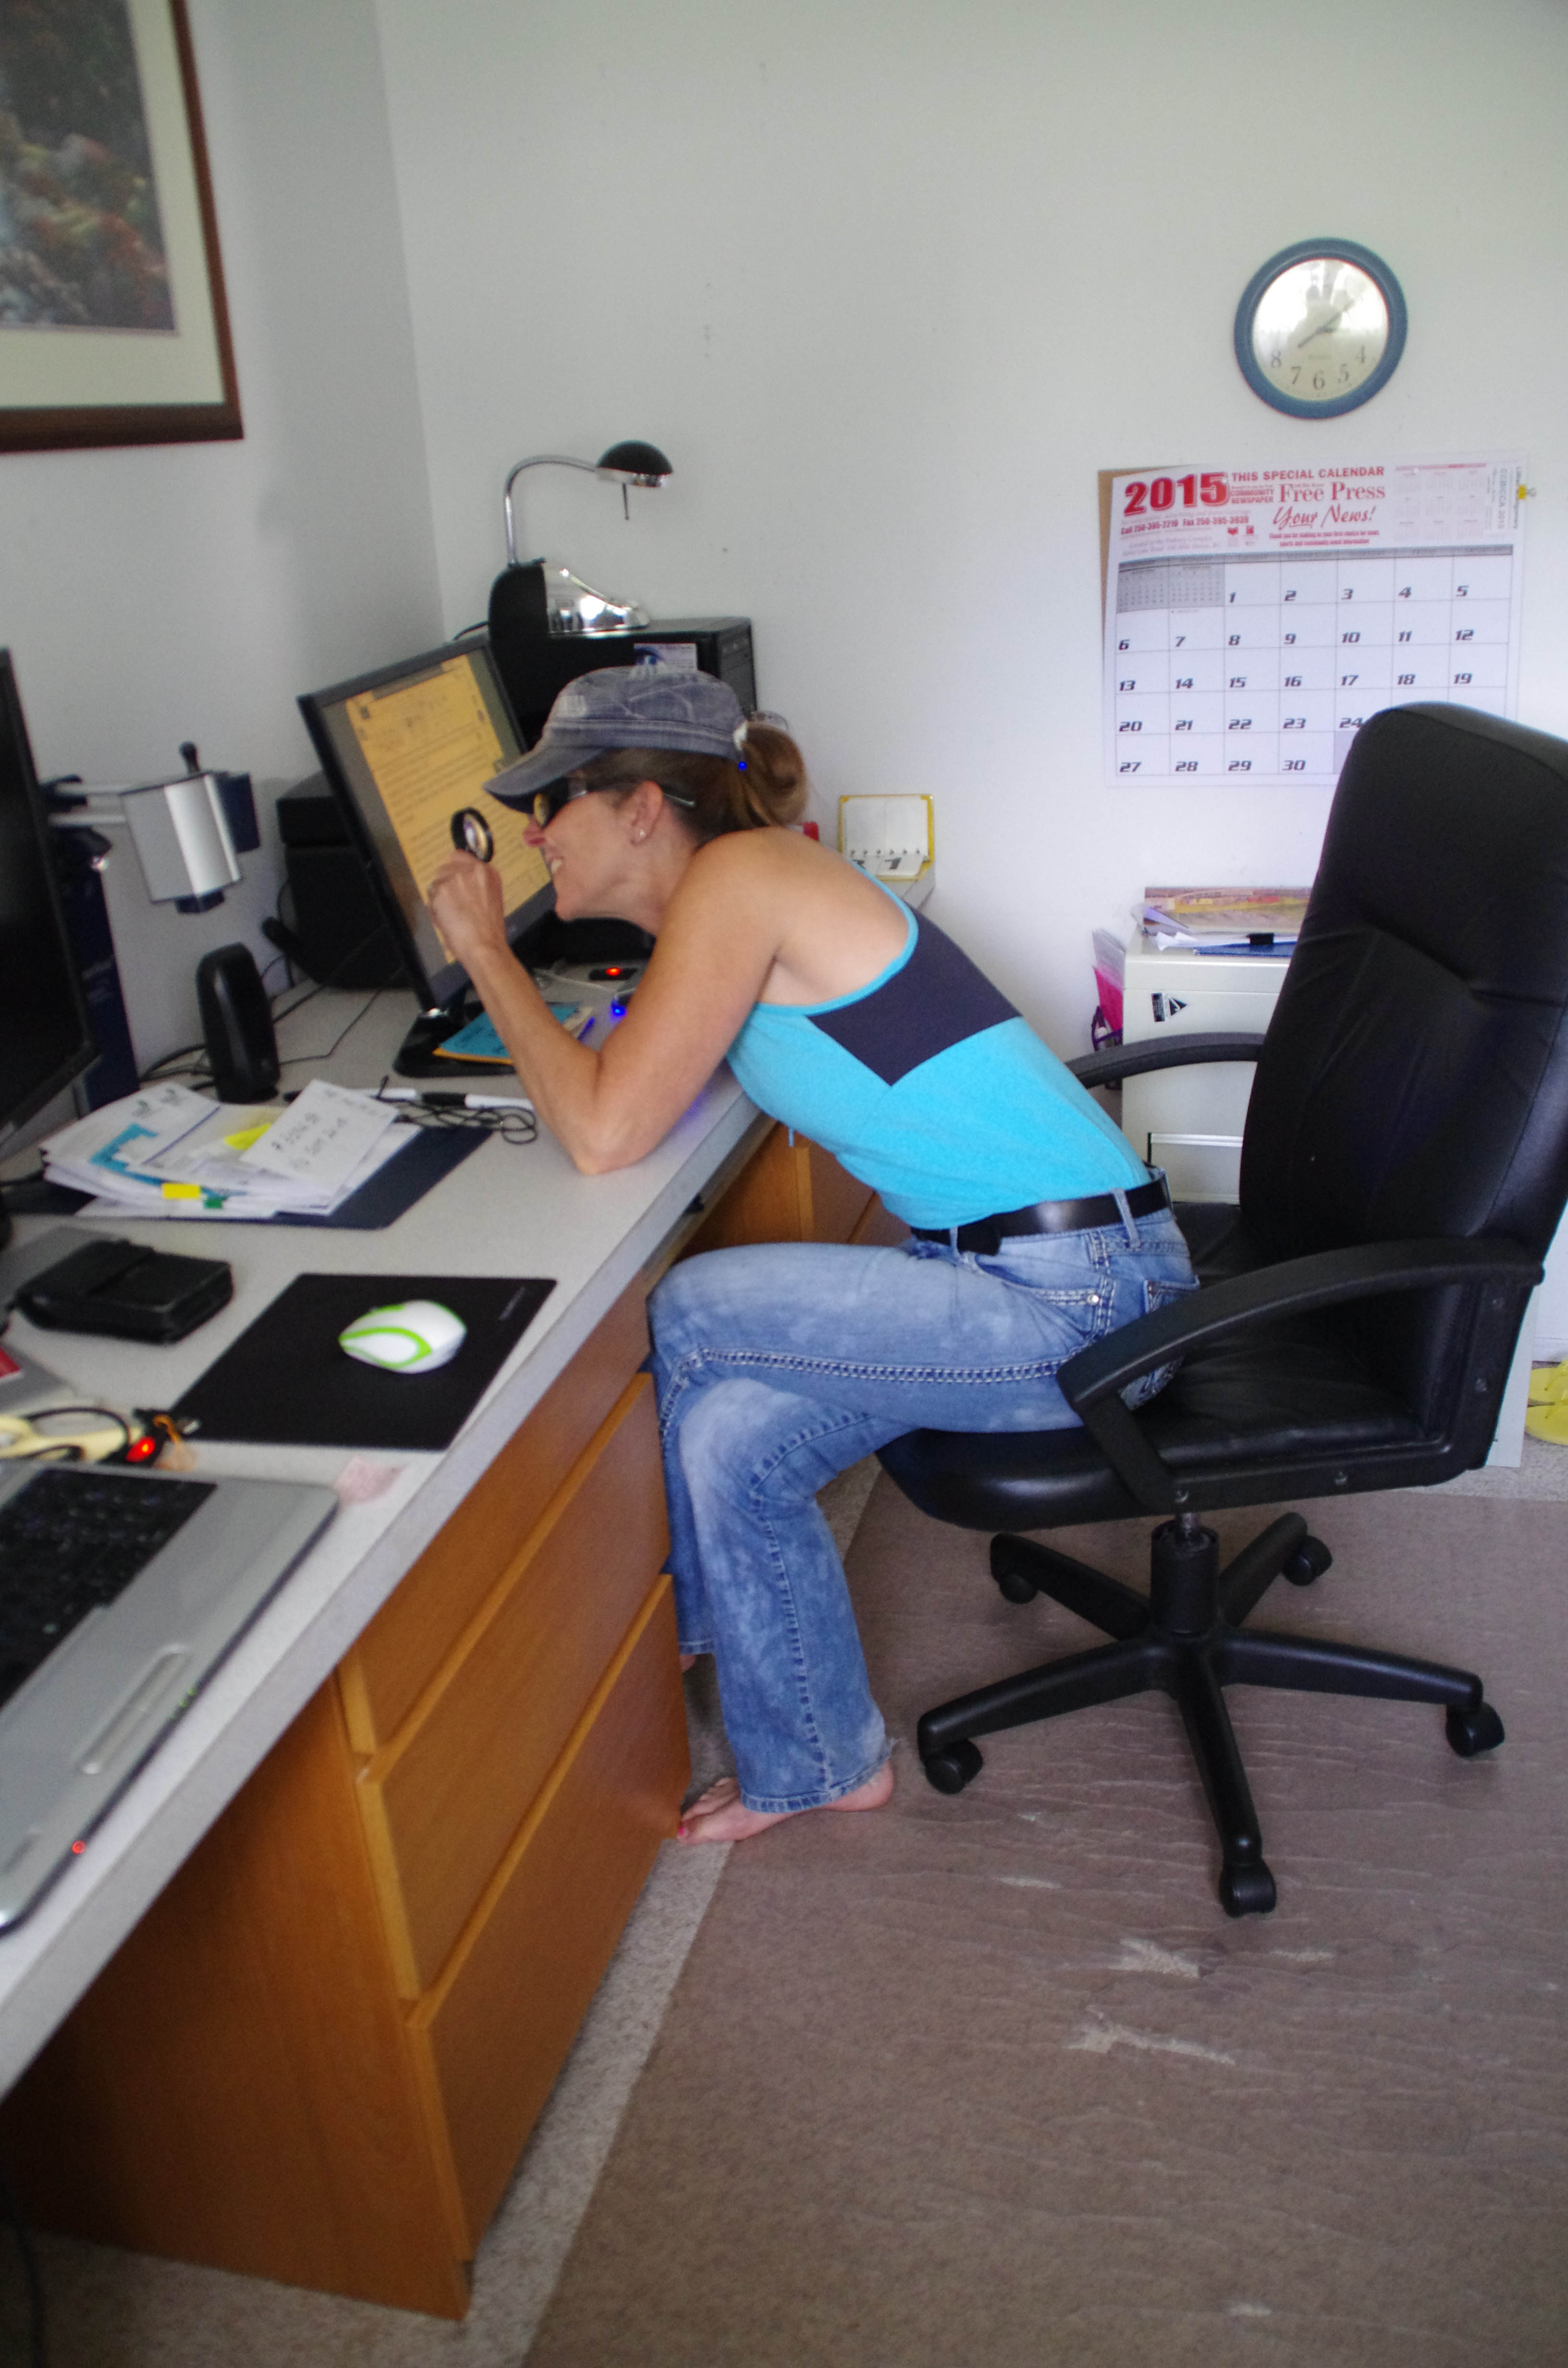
[923,1740,984,1795]
[990,1541,1038,1604]
[1446,1702,1505,1757]
[1283,1537,1333,1586]
[1218,1861,1277,1917]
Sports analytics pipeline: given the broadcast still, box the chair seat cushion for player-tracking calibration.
[878,1203,1430,1529]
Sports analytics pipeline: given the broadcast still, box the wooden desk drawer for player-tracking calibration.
[358,1376,669,1997]
[340,1277,650,1752]
[411,1574,686,2254]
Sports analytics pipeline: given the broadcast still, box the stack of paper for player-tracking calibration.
[1140,887,1310,952]
[41,1080,410,1222]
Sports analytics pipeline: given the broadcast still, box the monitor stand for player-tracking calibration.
[392,996,514,1080]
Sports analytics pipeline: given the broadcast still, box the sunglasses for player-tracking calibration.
[530,777,697,828]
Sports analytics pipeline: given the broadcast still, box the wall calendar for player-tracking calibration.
[1103,454,1525,788]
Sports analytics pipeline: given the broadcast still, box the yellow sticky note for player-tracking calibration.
[161,1182,202,1199]
[223,1121,272,1152]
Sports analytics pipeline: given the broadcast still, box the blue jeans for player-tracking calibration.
[648,1206,1196,1814]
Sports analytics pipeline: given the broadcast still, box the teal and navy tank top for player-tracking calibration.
[724,894,1147,1230]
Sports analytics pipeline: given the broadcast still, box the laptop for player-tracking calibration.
[0,1457,336,1929]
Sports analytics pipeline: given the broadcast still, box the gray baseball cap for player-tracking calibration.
[486,664,746,807]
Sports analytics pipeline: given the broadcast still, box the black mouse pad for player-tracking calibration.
[174,1272,555,1450]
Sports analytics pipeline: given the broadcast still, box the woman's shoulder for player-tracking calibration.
[679,823,835,903]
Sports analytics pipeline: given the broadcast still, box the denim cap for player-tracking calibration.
[486,665,746,807]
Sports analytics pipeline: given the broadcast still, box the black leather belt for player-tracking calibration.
[911,1173,1170,1255]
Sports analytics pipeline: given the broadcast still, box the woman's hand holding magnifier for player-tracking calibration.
[427,842,509,971]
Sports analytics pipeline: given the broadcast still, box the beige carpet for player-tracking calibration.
[525,1480,1568,2368]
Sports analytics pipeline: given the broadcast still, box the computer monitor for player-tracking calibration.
[298,640,553,1014]
[0,651,97,1201]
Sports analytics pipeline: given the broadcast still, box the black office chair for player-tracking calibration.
[878,704,1568,1915]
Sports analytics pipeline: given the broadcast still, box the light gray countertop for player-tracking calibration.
[0,993,763,2093]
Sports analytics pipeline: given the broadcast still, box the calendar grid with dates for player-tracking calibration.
[1103,456,1524,788]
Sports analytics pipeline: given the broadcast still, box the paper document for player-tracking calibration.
[237,1078,399,1195]
[42,1082,411,1221]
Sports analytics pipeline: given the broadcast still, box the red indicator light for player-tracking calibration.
[72,1839,85,1855]
[126,1433,159,1463]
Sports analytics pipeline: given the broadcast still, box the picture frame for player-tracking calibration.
[0,0,241,451]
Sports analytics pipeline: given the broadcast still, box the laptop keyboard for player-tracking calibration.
[0,1468,215,1708]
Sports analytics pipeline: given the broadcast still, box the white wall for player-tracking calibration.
[0,0,443,1077]
[375,0,1568,1031]
[374,0,1568,1344]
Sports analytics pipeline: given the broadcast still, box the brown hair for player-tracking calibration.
[576,719,808,843]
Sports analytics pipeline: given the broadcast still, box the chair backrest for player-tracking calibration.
[1240,703,1568,1420]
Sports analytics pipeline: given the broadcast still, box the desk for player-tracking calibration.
[0,995,900,2316]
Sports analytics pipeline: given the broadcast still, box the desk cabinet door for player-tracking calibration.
[357,1376,669,1998]
[409,1576,686,2253]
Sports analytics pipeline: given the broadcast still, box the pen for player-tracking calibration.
[379,1087,536,1112]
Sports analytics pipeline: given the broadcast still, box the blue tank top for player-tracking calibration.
[724,894,1147,1229]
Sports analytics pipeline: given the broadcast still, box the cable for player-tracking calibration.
[0,2157,49,2368]
[372,1082,537,1148]
[277,986,387,1072]
[138,1038,211,1086]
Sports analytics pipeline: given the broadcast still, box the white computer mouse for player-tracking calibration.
[338,1300,467,1374]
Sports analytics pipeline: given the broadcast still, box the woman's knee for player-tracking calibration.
[677,1377,865,1512]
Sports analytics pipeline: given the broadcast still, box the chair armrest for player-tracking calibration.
[1068,1033,1268,1090]
[1056,1236,1543,1513]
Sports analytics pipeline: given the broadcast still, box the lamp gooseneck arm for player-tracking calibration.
[502,455,598,568]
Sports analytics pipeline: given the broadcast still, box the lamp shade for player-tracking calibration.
[595,440,673,483]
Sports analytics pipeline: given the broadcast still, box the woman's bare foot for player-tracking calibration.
[676,1761,894,1845]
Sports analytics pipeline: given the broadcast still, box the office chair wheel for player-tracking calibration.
[1283,1537,1333,1586]
[1218,1861,1277,1918]
[922,1740,984,1795]
[990,1540,1039,1603]
[1445,1702,1505,1757]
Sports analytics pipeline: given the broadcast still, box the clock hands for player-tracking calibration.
[1296,305,1349,348]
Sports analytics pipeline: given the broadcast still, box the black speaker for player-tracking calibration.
[196,944,280,1102]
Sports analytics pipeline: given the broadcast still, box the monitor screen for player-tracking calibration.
[0,650,96,1155]
[298,641,552,1010]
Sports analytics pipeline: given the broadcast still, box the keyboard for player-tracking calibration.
[0,1467,215,1707]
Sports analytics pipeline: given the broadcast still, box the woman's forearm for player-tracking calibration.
[461,943,641,1172]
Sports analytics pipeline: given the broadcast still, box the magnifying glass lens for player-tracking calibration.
[451,807,495,863]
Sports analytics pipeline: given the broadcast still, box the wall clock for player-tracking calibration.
[1234,240,1407,419]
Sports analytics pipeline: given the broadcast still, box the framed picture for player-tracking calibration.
[0,0,241,450]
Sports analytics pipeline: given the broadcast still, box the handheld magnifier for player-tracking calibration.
[451,807,495,863]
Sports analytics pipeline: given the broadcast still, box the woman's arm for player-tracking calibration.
[425,838,786,1173]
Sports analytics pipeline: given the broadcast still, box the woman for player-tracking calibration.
[427,666,1194,1845]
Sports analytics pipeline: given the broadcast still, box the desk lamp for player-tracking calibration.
[499,439,673,635]
[488,440,676,747]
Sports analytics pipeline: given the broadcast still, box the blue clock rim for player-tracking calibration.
[1234,238,1408,419]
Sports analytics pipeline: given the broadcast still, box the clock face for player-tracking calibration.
[1235,241,1406,418]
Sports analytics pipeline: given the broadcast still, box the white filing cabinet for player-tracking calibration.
[1115,934,1534,1467]
[1120,939,1288,1204]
